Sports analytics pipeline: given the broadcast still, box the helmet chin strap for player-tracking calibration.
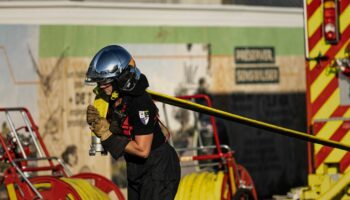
[111,80,119,91]
[110,80,120,100]
[110,91,119,100]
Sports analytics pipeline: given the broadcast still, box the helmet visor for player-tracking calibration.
[84,76,115,86]
[117,66,141,91]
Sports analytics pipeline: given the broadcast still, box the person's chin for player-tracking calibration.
[103,90,111,95]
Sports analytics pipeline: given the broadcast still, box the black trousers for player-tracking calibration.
[125,143,181,200]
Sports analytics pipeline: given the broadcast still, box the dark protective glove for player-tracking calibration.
[109,109,126,135]
[90,117,113,141]
[101,134,130,160]
[86,105,100,125]
[109,120,123,135]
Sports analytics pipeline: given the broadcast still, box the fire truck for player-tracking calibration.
[299,0,350,199]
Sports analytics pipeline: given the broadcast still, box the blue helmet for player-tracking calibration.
[85,45,141,91]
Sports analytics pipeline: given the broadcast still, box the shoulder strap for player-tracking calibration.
[157,117,171,142]
[151,99,171,142]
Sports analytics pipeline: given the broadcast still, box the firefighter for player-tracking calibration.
[85,45,180,200]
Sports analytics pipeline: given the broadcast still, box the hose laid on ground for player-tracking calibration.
[175,171,225,200]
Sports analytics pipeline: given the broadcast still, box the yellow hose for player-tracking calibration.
[175,174,187,200]
[205,172,215,200]
[6,183,17,200]
[214,171,225,200]
[193,172,208,200]
[148,90,350,151]
[185,172,197,200]
[30,178,109,200]
[175,171,225,200]
[60,178,109,200]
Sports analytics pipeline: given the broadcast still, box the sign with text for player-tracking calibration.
[235,47,275,64]
[235,67,279,84]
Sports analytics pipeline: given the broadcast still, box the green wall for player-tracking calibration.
[39,25,304,57]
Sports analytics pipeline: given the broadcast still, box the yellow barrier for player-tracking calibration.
[175,171,225,200]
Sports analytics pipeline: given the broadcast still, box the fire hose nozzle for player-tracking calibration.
[89,136,108,156]
[89,88,113,156]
